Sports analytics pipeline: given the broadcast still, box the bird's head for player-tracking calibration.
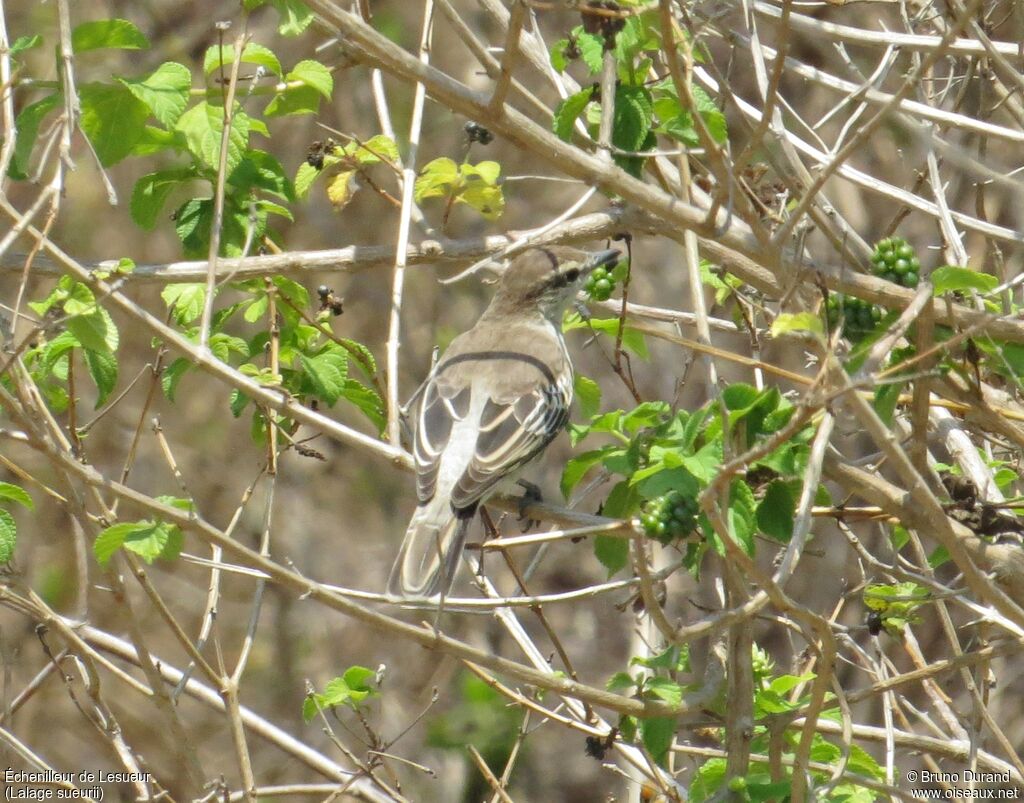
[486,246,621,321]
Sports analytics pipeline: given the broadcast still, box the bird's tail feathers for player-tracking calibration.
[387,500,470,601]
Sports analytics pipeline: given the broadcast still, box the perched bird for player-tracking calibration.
[388,246,621,600]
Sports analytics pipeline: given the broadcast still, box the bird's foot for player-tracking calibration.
[516,480,543,531]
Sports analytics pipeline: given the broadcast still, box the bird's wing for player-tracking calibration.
[449,379,570,510]
[414,380,470,504]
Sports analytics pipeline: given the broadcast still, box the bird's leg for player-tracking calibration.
[477,507,502,582]
[516,479,543,531]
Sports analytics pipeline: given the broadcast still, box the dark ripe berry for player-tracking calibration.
[866,610,883,636]
[317,285,330,299]
[464,121,494,145]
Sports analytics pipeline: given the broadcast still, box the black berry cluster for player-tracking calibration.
[639,491,698,543]
[825,293,883,338]
[585,265,616,301]
[871,237,920,288]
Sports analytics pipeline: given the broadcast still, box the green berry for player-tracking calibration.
[903,272,918,287]
[894,259,910,274]
[897,243,914,260]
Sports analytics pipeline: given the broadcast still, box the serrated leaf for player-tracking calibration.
[83,347,118,407]
[204,43,281,76]
[727,479,757,554]
[326,170,357,208]
[756,480,795,542]
[72,19,149,52]
[640,716,675,766]
[561,446,619,499]
[173,197,213,258]
[348,134,399,165]
[10,35,42,56]
[594,534,629,575]
[162,357,191,401]
[771,311,824,338]
[294,162,320,199]
[577,31,604,73]
[79,83,150,166]
[931,265,998,296]
[289,59,332,97]
[176,101,250,175]
[341,379,386,434]
[0,483,33,511]
[67,312,112,354]
[689,758,727,803]
[414,157,459,201]
[645,677,683,707]
[119,62,191,127]
[574,374,601,419]
[301,349,348,404]
[269,0,314,36]
[0,509,15,563]
[612,85,654,153]
[8,93,61,179]
[553,87,594,141]
[229,149,294,201]
[94,521,150,564]
[550,38,570,73]
[131,168,194,229]
[161,283,206,325]
[263,84,322,116]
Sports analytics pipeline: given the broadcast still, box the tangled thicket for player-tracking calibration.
[1,1,1024,801]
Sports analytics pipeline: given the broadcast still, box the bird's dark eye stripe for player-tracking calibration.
[541,248,559,271]
[564,268,580,282]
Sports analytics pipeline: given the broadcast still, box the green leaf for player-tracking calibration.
[612,85,654,153]
[119,62,192,127]
[72,19,149,52]
[645,677,683,706]
[0,509,15,563]
[78,83,150,166]
[83,347,118,407]
[692,86,727,143]
[756,480,795,542]
[303,667,378,721]
[577,31,604,73]
[339,379,386,433]
[607,671,636,693]
[269,0,314,36]
[414,157,460,200]
[94,521,151,564]
[550,39,570,73]
[563,314,648,359]
[574,374,601,419]
[873,381,904,426]
[594,534,629,576]
[771,311,824,339]
[561,446,619,499]
[0,483,33,511]
[931,265,998,296]
[176,101,250,175]
[161,283,206,325]
[301,349,348,405]
[67,312,113,354]
[727,479,757,554]
[8,93,62,179]
[131,168,195,229]
[263,85,321,117]
[230,150,294,201]
[130,125,186,157]
[553,87,595,141]
[173,197,213,258]
[289,59,333,98]
[10,35,42,56]
[640,716,675,765]
[294,162,320,199]
[689,758,727,803]
[204,43,282,76]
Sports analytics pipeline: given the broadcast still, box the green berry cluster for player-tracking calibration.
[871,237,920,288]
[639,491,698,543]
[825,293,883,337]
[584,265,616,301]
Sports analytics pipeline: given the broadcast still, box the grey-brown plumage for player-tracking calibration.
[388,246,620,600]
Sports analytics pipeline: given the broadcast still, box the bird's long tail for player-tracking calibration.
[387,498,471,600]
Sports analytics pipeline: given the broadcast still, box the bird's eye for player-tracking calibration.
[564,268,580,282]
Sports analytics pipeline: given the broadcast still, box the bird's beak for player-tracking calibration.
[580,248,621,277]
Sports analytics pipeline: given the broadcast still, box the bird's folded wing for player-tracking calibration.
[451,386,569,509]
[413,370,569,510]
